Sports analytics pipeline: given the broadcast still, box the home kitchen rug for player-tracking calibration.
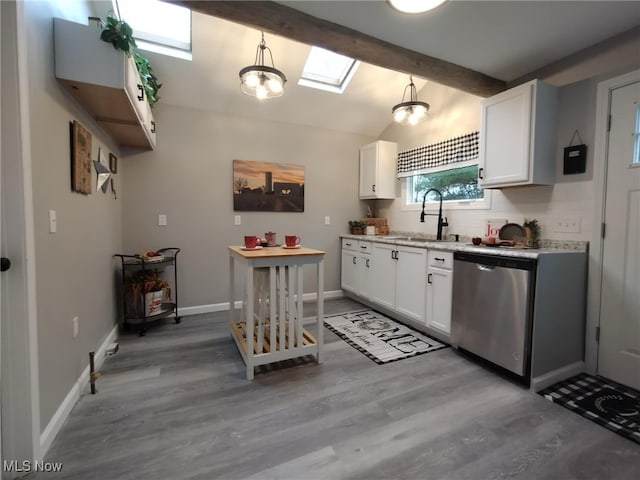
[539,373,640,444]
[324,309,447,364]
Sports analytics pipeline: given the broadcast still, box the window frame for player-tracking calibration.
[112,0,192,60]
[402,162,492,211]
[298,46,360,94]
[633,101,640,166]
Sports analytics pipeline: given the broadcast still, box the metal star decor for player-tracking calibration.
[93,159,111,193]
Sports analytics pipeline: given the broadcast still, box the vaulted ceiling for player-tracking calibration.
[148,1,640,137]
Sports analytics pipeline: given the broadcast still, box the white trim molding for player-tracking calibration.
[39,325,119,456]
[586,69,640,374]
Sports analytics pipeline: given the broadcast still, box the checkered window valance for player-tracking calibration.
[396,131,480,178]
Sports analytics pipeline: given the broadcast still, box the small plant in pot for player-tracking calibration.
[523,218,540,248]
[349,220,367,235]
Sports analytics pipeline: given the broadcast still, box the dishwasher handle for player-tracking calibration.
[477,264,495,272]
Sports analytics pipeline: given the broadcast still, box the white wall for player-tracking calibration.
[24,0,122,429]
[121,103,372,308]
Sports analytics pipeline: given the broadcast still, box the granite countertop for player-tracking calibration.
[341,234,588,259]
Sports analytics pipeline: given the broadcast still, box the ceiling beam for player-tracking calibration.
[167,0,506,97]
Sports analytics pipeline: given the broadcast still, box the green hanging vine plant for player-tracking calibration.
[100,15,162,107]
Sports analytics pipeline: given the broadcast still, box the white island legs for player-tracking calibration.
[227,247,325,380]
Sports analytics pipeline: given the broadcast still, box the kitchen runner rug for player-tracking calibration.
[324,309,447,364]
[539,373,640,444]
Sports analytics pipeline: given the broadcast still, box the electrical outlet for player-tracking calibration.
[72,316,78,338]
[234,215,241,225]
[324,216,331,225]
[554,217,581,233]
[158,214,167,226]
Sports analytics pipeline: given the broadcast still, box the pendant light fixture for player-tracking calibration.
[392,76,429,125]
[239,32,287,99]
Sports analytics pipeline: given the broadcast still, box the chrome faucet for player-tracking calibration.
[420,188,449,240]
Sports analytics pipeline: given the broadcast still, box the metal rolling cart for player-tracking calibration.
[115,247,180,336]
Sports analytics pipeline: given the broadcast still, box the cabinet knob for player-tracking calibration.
[0,257,10,272]
[137,84,144,101]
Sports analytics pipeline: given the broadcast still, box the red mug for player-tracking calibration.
[244,235,258,249]
[285,235,300,247]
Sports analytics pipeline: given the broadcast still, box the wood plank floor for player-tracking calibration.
[32,298,639,479]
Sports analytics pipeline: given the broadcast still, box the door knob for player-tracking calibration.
[1,257,10,272]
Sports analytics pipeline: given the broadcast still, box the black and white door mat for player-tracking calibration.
[324,310,447,364]
[539,373,640,444]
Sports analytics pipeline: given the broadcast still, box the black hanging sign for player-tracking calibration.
[564,130,587,175]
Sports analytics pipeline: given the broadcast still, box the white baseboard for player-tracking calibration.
[178,290,344,317]
[39,324,119,456]
[531,361,584,392]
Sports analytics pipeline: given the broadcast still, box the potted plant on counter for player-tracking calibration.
[523,218,540,248]
[349,220,367,235]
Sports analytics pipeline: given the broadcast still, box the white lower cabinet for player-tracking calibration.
[426,251,453,334]
[370,243,427,324]
[341,239,454,336]
[341,240,371,297]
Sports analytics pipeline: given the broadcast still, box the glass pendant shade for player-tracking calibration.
[392,76,429,125]
[239,33,286,99]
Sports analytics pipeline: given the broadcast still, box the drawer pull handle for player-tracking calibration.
[427,273,433,284]
[151,121,156,133]
[137,84,144,101]
[366,258,370,268]
[435,257,445,262]
[352,257,357,265]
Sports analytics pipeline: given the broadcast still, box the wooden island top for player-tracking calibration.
[228,245,325,259]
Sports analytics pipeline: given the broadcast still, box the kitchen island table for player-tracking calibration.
[228,245,325,379]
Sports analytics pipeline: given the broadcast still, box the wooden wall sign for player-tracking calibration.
[70,120,92,194]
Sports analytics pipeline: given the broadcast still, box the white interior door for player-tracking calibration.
[0,0,4,466]
[1,0,39,473]
[597,79,640,390]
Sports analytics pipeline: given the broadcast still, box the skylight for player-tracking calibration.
[113,0,192,60]
[298,46,359,94]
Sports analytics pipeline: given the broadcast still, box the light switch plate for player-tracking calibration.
[158,214,167,226]
[324,216,331,225]
[49,209,57,233]
[234,215,241,225]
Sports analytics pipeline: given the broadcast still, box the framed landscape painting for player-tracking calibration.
[233,159,304,212]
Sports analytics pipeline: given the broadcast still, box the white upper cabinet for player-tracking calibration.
[359,140,398,199]
[54,18,156,151]
[479,79,557,188]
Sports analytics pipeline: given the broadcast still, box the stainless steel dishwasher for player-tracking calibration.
[452,251,536,379]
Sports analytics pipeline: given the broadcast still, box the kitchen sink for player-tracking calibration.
[382,236,456,244]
